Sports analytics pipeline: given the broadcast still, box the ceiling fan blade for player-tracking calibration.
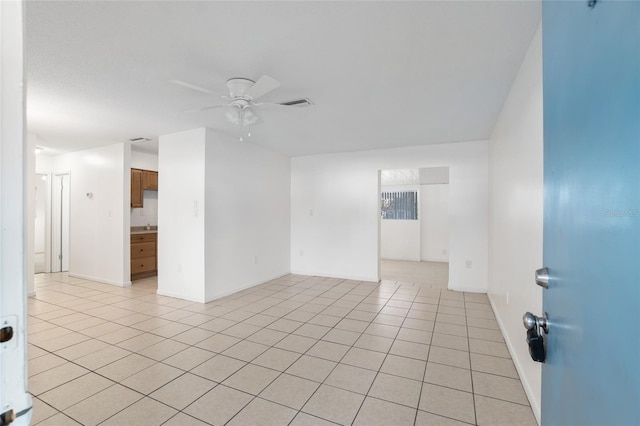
[256,99,313,109]
[246,75,280,100]
[255,103,291,110]
[170,79,216,95]
[185,104,228,113]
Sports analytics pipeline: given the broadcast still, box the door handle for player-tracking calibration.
[535,267,550,289]
[523,311,549,334]
[523,312,549,363]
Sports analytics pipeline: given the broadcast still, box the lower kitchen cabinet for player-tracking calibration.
[131,232,157,280]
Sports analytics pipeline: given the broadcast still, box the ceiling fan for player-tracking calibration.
[170,75,312,131]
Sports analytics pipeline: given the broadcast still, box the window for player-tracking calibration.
[381,191,418,220]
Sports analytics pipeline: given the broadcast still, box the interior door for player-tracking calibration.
[541,1,639,424]
[34,174,48,273]
[52,173,70,272]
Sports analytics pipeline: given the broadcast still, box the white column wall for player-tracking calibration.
[204,129,291,301]
[488,24,543,423]
[291,141,488,292]
[157,128,206,302]
[157,128,290,303]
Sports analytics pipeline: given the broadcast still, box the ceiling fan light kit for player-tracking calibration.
[224,104,259,126]
[171,74,312,137]
[226,78,256,98]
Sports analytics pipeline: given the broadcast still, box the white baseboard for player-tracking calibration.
[447,283,486,293]
[204,272,291,303]
[289,269,378,283]
[488,294,541,425]
[156,272,291,304]
[68,272,131,287]
[156,289,206,303]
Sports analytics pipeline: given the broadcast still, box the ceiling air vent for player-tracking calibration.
[129,137,152,143]
[279,98,313,107]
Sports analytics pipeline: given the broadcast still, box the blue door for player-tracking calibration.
[542,1,640,425]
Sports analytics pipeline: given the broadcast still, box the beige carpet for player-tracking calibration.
[380,259,449,288]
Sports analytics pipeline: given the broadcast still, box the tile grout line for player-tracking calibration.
[412,286,439,426]
[465,292,479,426]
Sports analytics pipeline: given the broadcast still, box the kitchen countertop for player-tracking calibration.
[131,226,158,235]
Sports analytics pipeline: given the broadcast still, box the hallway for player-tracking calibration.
[27,273,536,425]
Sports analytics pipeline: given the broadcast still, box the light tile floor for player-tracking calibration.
[380,260,449,288]
[28,273,537,426]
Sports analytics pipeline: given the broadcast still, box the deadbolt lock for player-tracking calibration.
[0,326,14,343]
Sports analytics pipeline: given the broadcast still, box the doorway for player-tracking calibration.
[51,173,69,272]
[379,167,449,287]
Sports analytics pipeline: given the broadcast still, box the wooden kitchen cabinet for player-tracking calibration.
[131,168,158,208]
[142,170,158,190]
[131,168,143,208]
[131,232,157,280]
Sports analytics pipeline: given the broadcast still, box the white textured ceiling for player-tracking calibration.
[26,1,541,157]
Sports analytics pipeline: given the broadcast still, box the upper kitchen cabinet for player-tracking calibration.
[131,168,143,208]
[143,170,158,190]
[131,168,157,208]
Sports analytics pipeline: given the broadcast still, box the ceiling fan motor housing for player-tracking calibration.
[227,78,255,99]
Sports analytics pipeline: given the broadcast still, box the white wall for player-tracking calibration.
[488,24,543,423]
[130,191,158,227]
[205,129,291,301]
[131,150,158,171]
[130,150,159,227]
[291,141,488,292]
[157,128,206,302]
[381,220,421,261]
[380,184,421,261]
[39,143,131,286]
[157,128,291,303]
[420,183,449,262]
